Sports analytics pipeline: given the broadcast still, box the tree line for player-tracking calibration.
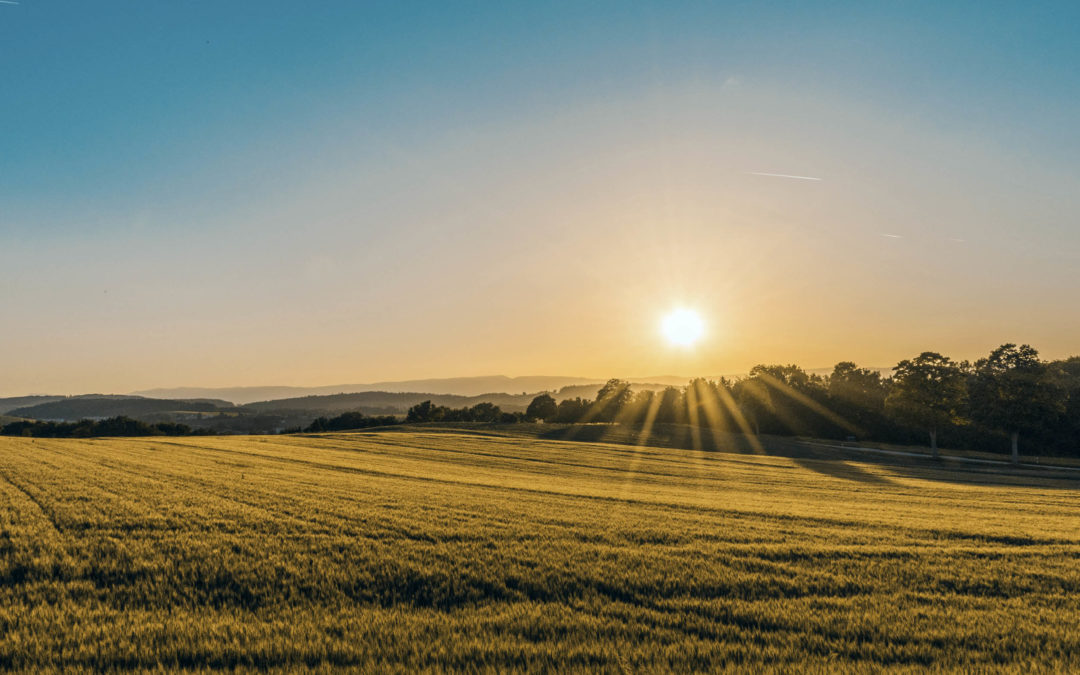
[304,412,400,432]
[404,401,525,424]
[298,402,528,433]
[519,343,1078,461]
[0,416,212,438]
[4,343,1074,459]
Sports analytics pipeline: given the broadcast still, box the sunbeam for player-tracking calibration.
[755,372,862,436]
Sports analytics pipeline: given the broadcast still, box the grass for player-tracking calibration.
[1,427,1079,672]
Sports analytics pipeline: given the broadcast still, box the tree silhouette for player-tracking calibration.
[827,362,890,436]
[655,387,681,426]
[554,397,590,423]
[526,393,557,422]
[406,400,439,423]
[829,362,888,412]
[969,344,1063,463]
[734,376,772,435]
[591,379,633,422]
[886,352,965,458]
[467,402,502,423]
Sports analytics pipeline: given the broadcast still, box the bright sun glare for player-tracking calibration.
[661,308,705,347]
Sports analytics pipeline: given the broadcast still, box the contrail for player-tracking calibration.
[746,171,821,181]
[880,233,902,239]
[0,2,20,5]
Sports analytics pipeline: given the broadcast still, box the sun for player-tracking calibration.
[661,308,705,347]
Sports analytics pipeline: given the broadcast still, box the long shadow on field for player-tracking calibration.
[790,457,896,486]
[532,424,1080,490]
[535,425,899,487]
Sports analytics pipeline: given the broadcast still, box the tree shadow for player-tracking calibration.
[533,423,1080,490]
[537,424,893,484]
[790,456,896,486]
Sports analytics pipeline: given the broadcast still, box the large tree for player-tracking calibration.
[467,402,502,423]
[734,376,772,435]
[969,344,1063,463]
[1050,357,1080,453]
[525,393,557,422]
[739,364,832,436]
[654,387,681,426]
[590,379,634,422]
[684,378,735,431]
[885,352,966,458]
[406,400,440,423]
[827,361,892,436]
[749,364,818,393]
[828,362,888,412]
[554,397,590,423]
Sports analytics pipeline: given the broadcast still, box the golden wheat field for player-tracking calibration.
[1,427,1079,673]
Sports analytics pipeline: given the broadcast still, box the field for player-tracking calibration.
[2,428,1079,672]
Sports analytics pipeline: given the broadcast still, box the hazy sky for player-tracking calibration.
[2,1,1078,395]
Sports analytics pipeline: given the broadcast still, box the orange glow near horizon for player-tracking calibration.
[2,82,1078,396]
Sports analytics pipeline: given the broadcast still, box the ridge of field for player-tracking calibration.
[1,429,1078,672]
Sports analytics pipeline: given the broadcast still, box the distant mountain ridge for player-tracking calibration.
[132,375,694,405]
[242,391,537,415]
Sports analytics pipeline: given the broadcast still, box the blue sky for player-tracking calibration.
[4,1,1076,222]
[1,1,1078,393]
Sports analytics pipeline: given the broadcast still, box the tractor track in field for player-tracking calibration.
[0,467,63,536]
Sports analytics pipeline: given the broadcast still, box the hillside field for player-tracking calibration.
[1,428,1079,672]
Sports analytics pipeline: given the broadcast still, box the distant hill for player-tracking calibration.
[133,376,608,404]
[10,395,236,421]
[132,375,708,405]
[10,370,892,419]
[1,369,896,433]
[3,383,686,431]
[242,391,539,415]
[0,395,66,414]
[241,379,694,416]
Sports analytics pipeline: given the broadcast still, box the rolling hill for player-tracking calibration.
[240,390,537,415]
[0,395,66,414]
[8,395,235,421]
